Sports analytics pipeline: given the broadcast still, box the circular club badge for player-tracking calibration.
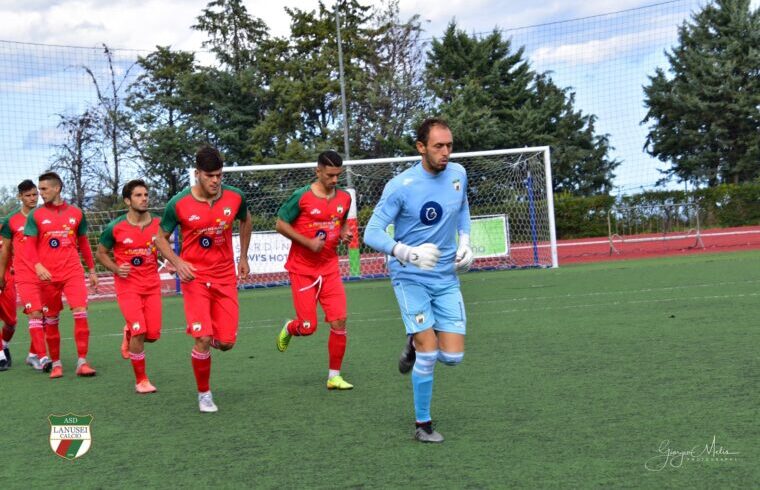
[131,256,143,266]
[48,238,60,248]
[419,201,443,226]
[199,236,213,249]
[315,230,327,240]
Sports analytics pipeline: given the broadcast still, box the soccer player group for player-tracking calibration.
[0,118,473,443]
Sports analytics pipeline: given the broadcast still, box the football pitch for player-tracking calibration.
[3,251,758,488]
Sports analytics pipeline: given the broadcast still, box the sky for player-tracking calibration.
[1,0,758,194]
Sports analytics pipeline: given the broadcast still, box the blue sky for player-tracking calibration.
[1,0,755,194]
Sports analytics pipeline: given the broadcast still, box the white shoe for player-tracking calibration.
[198,392,218,413]
[25,354,43,371]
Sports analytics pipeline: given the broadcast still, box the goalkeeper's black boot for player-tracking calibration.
[398,335,415,374]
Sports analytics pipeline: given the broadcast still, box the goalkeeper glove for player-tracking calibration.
[455,233,474,271]
[393,242,441,270]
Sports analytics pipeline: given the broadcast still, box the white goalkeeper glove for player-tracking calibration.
[455,233,474,271]
[392,242,441,270]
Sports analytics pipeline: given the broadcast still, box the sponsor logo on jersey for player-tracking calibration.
[131,256,143,266]
[42,219,52,224]
[123,238,134,244]
[188,215,201,222]
[49,238,60,248]
[419,201,443,226]
[403,178,414,186]
[48,413,93,461]
[310,208,321,215]
[315,229,327,240]
[199,236,212,248]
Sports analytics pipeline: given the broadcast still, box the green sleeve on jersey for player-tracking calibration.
[0,216,11,239]
[342,189,352,220]
[277,185,310,223]
[224,185,249,221]
[24,209,39,236]
[161,192,184,233]
[77,212,88,236]
[99,216,121,249]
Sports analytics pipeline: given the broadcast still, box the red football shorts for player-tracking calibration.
[180,280,239,344]
[289,269,347,328]
[40,275,89,315]
[16,279,44,315]
[117,290,162,341]
[0,272,17,326]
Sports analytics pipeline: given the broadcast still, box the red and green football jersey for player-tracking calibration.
[277,184,351,275]
[24,202,88,281]
[99,215,162,293]
[1,209,36,281]
[161,185,248,285]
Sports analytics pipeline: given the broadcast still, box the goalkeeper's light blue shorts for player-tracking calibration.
[391,279,466,335]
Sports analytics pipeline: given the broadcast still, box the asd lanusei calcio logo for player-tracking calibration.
[48,413,93,460]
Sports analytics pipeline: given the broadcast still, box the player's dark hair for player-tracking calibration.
[38,171,63,190]
[122,179,148,200]
[17,179,36,194]
[195,145,224,172]
[416,117,450,145]
[317,150,343,167]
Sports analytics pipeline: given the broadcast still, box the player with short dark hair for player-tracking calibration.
[274,150,354,390]
[155,145,252,413]
[24,171,99,379]
[364,118,474,442]
[0,180,50,371]
[96,180,162,394]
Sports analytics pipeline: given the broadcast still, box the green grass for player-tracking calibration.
[3,251,759,488]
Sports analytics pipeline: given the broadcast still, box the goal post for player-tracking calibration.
[190,147,558,287]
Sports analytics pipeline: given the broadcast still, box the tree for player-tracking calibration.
[50,109,101,209]
[642,0,760,187]
[426,23,618,195]
[127,46,197,198]
[81,44,138,202]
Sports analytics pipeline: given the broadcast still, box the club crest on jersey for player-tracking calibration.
[132,322,141,332]
[337,205,344,214]
[419,201,443,226]
[69,217,76,225]
[191,322,202,332]
[415,313,426,324]
[48,413,93,461]
[49,238,60,248]
[223,207,231,217]
[452,179,461,191]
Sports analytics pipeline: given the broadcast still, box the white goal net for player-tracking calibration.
[192,147,558,287]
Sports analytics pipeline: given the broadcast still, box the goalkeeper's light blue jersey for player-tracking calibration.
[364,161,470,283]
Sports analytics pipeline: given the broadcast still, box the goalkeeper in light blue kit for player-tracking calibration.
[364,117,474,443]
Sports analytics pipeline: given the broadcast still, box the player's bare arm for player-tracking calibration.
[275,218,325,253]
[154,228,196,281]
[95,244,131,279]
[339,220,353,245]
[237,210,252,278]
[0,241,9,290]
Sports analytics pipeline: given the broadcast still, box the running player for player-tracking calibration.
[155,145,252,413]
[274,150,354,390]
[96,180,162,394]
[24,172,98,379]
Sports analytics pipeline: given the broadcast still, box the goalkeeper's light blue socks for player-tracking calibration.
[412,350,438,422]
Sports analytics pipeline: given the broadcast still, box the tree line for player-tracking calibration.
[47,0,758,210]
